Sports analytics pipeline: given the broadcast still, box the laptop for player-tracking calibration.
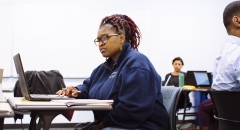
[13,53,73,101]
[185,71,211,88]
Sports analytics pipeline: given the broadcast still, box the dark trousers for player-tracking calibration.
[198,99,215,126]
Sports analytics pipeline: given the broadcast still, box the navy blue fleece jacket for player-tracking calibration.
[75,42,169,130]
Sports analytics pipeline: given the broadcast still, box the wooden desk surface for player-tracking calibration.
[7,97,112,111]
[7,97,112,130]
[0,97,7,103]
[0,103,14,118]
[183,87,211,92]
[2,87,14,92]
[1,84,14,92]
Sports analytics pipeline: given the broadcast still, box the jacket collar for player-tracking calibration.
[103,42,131,71]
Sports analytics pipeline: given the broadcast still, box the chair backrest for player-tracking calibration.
[209,90,240,130]
[161,87,182,130]
[14,70,65,97]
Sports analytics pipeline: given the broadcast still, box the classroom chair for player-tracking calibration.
[209,90,240,130]
[78,87,182,130]
[13,70,73,130]
[161,87,182,130]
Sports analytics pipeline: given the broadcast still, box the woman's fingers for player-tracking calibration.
[71,91,79,97]
[56,86,78,97]
[63,86,78,97]
[55,89,66,97]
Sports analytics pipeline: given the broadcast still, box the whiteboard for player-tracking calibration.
[11,5,150,78]
[0,5,13,77]
[1,0,234,78]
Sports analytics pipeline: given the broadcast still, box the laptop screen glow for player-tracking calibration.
[193,72,210,86]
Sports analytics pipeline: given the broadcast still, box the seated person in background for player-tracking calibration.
[198,1,240,130]
[163,57,192,109]
[57,14,169,130]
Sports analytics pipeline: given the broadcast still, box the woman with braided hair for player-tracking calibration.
[57,14,169,130]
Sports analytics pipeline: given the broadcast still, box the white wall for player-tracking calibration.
[0,0,236,124]
[0,0,235,78]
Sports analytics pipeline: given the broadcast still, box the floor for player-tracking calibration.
[3,122,200,130]
[176,119,200,130]
[3,123,85,130]
[4,126,199,130]
[179,124,199,130]
[4,126,83,130]
[4,125,199,130]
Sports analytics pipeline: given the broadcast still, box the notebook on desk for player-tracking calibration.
[185,71,211,88]
[13,53,73,101]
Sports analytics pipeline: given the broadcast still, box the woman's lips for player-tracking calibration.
[100,48,106,53]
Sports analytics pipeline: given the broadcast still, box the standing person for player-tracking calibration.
[163,57,192,109]
[198,1,240,130]
[57,14,169,130]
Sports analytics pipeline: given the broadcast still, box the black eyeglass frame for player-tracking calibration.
[94,34,119,46]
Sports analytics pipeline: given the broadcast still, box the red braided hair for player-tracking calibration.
[100,14,141,51]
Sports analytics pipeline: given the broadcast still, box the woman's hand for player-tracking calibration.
[88,122,104,130]
[56,86,80,98]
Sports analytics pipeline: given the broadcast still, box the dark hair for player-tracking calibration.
[223,1,240,30]
[100,14,141,51]
[172,57,184,65]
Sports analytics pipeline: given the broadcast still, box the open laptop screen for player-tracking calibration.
[185,70,210,87]
[194,72,210,86]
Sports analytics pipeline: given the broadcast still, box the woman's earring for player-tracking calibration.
[120,46,122,51]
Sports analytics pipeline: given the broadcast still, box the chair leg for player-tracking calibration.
[0,118,4,130]
[29,113,37,130]
[36,117,42,130]
[32,110,63,130]
[195,115,198,128]
[182,91,188,121]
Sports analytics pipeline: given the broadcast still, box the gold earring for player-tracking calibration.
[120,46,122,51]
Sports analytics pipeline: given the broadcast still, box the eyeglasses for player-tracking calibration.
[94,34,119,46]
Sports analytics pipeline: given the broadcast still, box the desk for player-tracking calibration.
[0,103,15,130]
[2,87,14,92]
[0,97,7,103]
[181,87,211,121]
[7,97,112,130]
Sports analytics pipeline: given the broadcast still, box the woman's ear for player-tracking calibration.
[120,34,125,45]
[232,16,240,27]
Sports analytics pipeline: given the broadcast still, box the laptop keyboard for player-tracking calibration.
[30,94,57,99]
[29,94,73,100]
